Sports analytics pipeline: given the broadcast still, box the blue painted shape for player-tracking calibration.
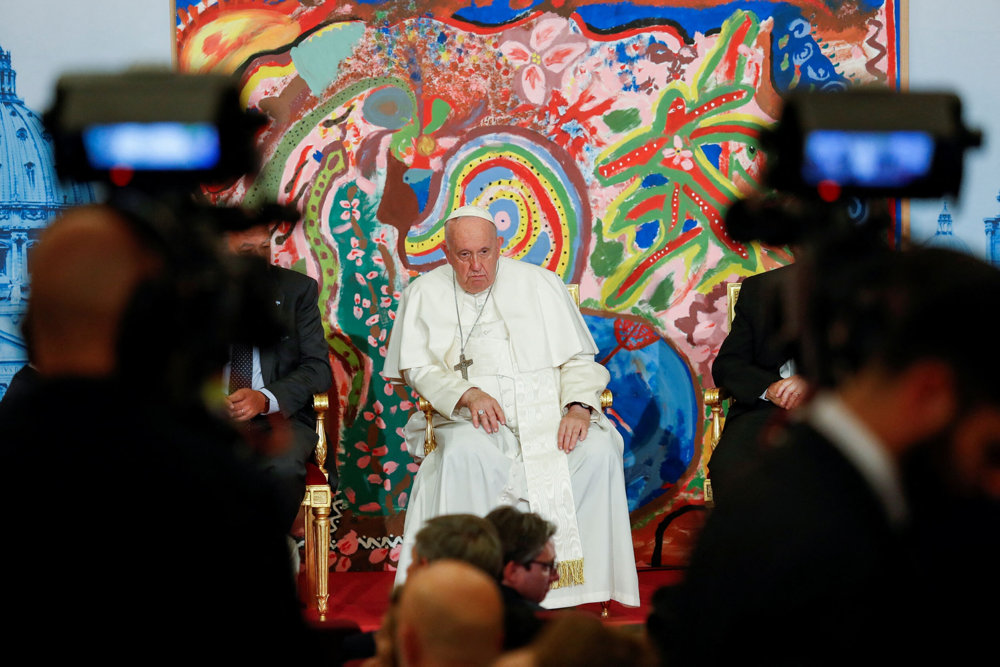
[521,233,552,266]
[290,22,365,97]
[771,6,849,93]
[642,173,669,188]
[453,1,542,26]
[403,168,433,210]
[574,1,786,37]
[635,219,660,249]
[701,143,723,168]
[362,86,414,130]
[585,314,697,512]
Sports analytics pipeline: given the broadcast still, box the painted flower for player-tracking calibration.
[336,530,359,556]
[499,17,587,105]
[663,135,695,171]
[340,197,361,221]
[346,237,365,266]
[363,400,386,428]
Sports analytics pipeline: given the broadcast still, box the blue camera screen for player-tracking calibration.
[82,122,221,171]
[803,130,935,188]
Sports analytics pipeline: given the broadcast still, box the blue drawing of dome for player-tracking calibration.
[926,202,971,254]
[1,44,95,396]
[984,191,1000,268]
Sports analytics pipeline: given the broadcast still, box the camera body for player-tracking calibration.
[43,70,286,406]
[726,87,982,387]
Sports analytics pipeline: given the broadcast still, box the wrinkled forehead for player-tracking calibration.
[444,215,498,248]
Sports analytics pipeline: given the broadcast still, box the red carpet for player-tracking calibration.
[304,567,683,631]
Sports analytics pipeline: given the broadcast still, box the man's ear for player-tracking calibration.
[399,622,421,667]
[901,360,958,436]
[495,235,503,253]
[948,406,1000,498]
[501,560,520,587]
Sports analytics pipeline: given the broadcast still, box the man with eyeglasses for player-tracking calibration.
[486,506,561,649]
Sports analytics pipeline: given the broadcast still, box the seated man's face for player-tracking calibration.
[227,224,272,259]
[508,540,559,604]
[444,216,502,294]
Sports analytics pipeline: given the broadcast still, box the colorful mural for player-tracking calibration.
[174,0,901,570]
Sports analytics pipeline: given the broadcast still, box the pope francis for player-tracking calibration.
[383,205,639,609]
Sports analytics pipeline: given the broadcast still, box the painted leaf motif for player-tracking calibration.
[543,43,587,73]
[530,17,566,52]
[499,40,532,66]
[521,64,547,105]
[613,318,660,351]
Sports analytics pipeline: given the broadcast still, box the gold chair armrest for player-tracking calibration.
[703,387,730,455]
[417,396,437,454]
[313,393,329,478]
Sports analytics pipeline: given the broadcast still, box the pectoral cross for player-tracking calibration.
[454,353,473,380]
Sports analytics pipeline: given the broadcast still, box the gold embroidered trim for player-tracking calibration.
[550,558,585,589]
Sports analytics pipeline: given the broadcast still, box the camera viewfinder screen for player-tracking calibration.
[82,122,222,171]
[802,130,935,189]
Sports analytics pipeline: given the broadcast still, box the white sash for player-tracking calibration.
[460,309,585,587]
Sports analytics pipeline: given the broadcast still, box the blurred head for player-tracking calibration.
[226,223,273,260]
[443,206,502,294]
[493,612,658,667]
[486,506,559,603]
[396,559,503,667]
[27,204,161,377]
[409,513,502,580]
[831,247,1000,500]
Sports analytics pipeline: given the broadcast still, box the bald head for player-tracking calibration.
[29,205,161,377]
[396,559,503,667]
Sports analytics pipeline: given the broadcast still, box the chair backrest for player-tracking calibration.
[567,283,580,307]
[726,282,741,330]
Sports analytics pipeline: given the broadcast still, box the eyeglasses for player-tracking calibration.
[527,559,558,575]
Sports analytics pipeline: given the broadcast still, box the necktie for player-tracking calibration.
[229,343,254,394]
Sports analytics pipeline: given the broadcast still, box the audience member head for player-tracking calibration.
[829,247,1000,499]
[486,506,559,603]
[409,513,503,580]
[442,205,502,294]
[494,612,657,667]
[395,559,503,667]
[27,204,162,378]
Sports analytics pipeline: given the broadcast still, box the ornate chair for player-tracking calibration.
[702,281,742,506]
[302,393,333,619]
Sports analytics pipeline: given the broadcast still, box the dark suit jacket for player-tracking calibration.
[709,265,797,497]
[0,376,321,660]
[260,265,332,431]
[500,584,546,650]
[652,421,917,665]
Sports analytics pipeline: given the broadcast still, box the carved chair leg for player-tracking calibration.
[302,483,332,620]
[313,503,330,620]
[304,498,316,606]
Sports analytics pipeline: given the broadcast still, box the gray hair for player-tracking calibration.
[413,513,503,579]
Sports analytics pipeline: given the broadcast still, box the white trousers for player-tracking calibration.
[394,418,640,609]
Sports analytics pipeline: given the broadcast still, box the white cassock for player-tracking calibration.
[383,257,640,609]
